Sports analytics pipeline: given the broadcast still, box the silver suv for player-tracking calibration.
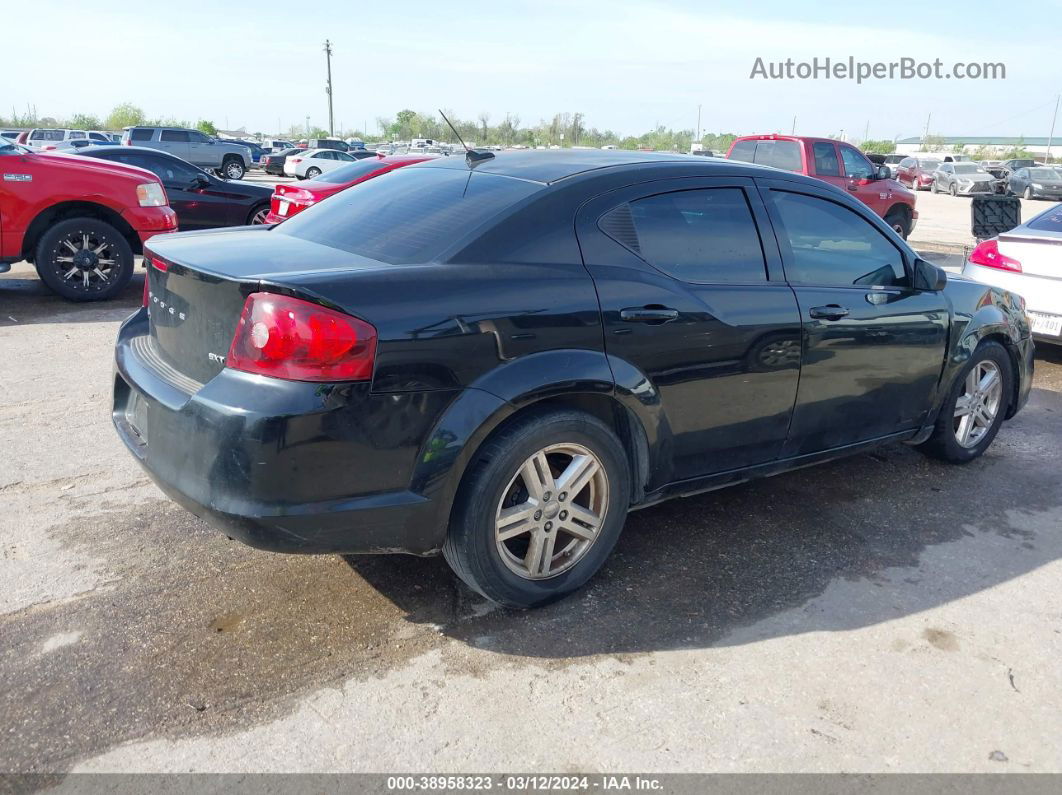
[121,127,252,179]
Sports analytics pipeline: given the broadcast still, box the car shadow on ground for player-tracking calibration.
[347,383,1062,659]
[0,267,144,327]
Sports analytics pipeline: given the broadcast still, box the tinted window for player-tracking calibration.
[728,140,756,162]
[276,167,542,264]
[900,158,914,167]
[87,132,108,141]
[130,128,152,141]
[625,188,766,283]
[120,153,199,184]
[160,130,190,142]
[839,146,873,179]
[1027,204,1062,233]
[770,191,906,287]
[32,129,64,141]
[315,157,387,184]
[189,131,211,144]
[755,140,802,172]
[812,142,840,176]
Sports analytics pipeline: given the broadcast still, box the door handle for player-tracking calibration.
[809,304,850,320]
[619,306,680,324]
[847,184,859,192]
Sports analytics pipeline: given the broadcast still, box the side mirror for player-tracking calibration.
[192,173,210,188]
[913,258,947,291]
[873,165,891,180]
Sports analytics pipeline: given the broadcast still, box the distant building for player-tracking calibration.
[895,136,1056,156]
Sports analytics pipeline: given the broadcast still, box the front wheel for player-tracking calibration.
[1024,186,1034,200]
[917,341,1012,463]
[444,410,631,608]
[34,218,134,302]
[222,157,245,180]
[884,209,910,240]
[950,182,958,197]
[305,167,321,178]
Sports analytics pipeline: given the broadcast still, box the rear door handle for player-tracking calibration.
[809,304,850,320]
[620,306,680,323]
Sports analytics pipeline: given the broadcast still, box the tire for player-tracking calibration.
[949,182,958,197]
[248,204,270,225]
[930,180,937,194]
[1024,186,1034,200]
[222,157,245,180]
[443,409,631,608]
[34,217,134,302]
[305,167,321,178]
[917,341,1012,464]
[884,208,910,240]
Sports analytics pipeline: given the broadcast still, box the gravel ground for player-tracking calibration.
[1,249,1060,775]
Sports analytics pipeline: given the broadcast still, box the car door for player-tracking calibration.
[839,144,887,213]
[150,154,237,229]
[185,130,217,167]
[757,178,949,456]
[576,177,802,484]
[809,141,846,192]
[1011,168,1029,194]
[157,129,190,161]
[938,163,953,192]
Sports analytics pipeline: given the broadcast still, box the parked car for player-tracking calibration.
[1,129,24,140]
[881,153,906,176]
[264,154,432,223]
[261,148,302,176]
[932,162,997,196]
[76,146,273,229]
[1000,159,1037,176]
[894,157,942,191]
[306,138,350,152]
[980,160,1009,189]
[1006,167,1062,200]
[260,139,297,152]
[727,135,918,238]
[962,202,1062,343]
[0,136,177,300]
[121,127,252,180]
[283,148,360,179]
[113,151,1031,608]
[23,128,87,150]
[240,141,269,166]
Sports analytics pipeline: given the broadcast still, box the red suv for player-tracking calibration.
[727,135,917,239]
[0,140,177,300]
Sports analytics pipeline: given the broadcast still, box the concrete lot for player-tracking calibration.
[1,259,1060,774]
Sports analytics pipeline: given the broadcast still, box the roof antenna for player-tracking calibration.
[439,109,494,167]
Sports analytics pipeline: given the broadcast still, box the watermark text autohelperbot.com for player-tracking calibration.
[750,56,1005,83]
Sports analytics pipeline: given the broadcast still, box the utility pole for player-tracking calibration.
[922,112,932,149]
[324,39,334,137]
[696,104,702,143]
[305,115,310,136]
[791,116,796,135]
[864,119,869,143]
[1046,94,1060,164]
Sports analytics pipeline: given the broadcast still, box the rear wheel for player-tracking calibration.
[248,204,270,225]
[443,409,631,608]
[305,166,321,178]
[34,218,134,302]
[917,341,1012,463]
[222,157,245,180]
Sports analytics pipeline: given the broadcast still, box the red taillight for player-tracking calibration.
[226,293,377,382]
[123,139,131,146]
[968,239,1022,273]
[149,257,169,272]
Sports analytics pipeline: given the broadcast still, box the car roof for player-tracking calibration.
[77,144,177,157]
[413,149,741,185]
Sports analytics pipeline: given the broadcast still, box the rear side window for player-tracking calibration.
[160,130,190,142]
[130,128,152,141]
[607,188,766,284]
[769,191,906,287]
[276,166,542,264]
[33,129,64,141]
[812,143,840,176]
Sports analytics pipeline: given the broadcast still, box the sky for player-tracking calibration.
[5,0,1060,141]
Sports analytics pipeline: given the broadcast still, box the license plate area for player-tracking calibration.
[277,200,290,217]
[1029,311,1062,337]
[122,387,150,450]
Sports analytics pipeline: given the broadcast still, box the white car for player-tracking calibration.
[283,148,359,179]
[961,202,1062,344]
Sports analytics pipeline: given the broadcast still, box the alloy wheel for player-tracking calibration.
[494,443,609,580]
[225,161,244,179]
[251,207,269,224]
[953,360,1002,448]
[52,230,121,293]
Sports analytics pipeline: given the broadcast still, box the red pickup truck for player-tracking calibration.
[727,134,918,239]
[0,138,177,301]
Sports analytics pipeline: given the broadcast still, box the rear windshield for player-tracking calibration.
[275,166,542,264]
[1027,205,1062,233]
[728,139,802,172]
[313,157,387,184]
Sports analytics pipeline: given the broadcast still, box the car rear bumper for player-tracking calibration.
[111,310,459,555]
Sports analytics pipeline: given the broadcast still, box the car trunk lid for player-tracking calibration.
[998,232,1062,280]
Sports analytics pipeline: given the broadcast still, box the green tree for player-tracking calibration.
[1003,137,1032,159]
[924,135,947,152]
[196,119,218,136]
[861,139,896,154]
[69,113,102,130]
[105,102,145,130]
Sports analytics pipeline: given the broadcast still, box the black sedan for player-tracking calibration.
[77,146,273,229]
[261,147,302,176]
[113,151,1033,608]
[1007,167,1062,200]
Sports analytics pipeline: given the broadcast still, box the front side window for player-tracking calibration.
[189,131,211,144]
[613,188,767,284]
[769,190,906,287]
[812,142,840,176]
[160,130,190,142]
[839,146,873,179]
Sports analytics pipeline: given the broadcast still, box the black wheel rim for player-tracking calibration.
[51,229,123,293]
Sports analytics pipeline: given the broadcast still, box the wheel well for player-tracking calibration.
[470,393,650,506]
[884,203,911,221]
[976,333,1022,419]
[22,201,140,262]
